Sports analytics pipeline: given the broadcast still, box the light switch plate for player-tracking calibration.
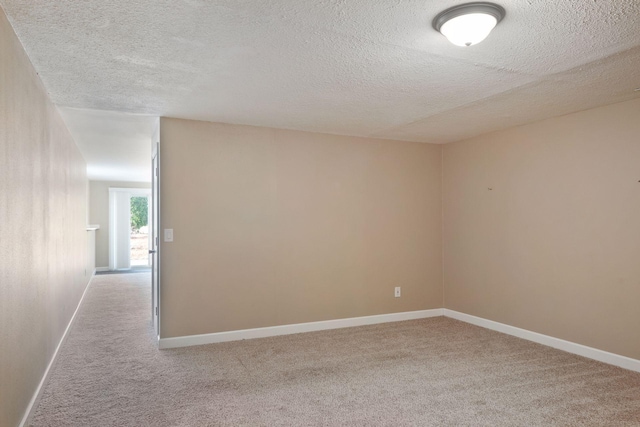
[164,229,174,242]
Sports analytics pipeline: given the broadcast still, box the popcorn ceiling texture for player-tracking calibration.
[58,107,156,182]
[1,0,640,143]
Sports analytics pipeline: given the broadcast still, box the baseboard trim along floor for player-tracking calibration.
[19,274,95,427]
[444,309,640,373]
[159,308,640,373]
[158,309,445,349]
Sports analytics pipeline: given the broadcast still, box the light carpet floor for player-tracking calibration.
[31,273,640,426]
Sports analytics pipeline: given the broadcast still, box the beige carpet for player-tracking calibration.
[31,273,640,426]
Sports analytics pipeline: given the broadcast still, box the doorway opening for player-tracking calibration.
[109,187,152,271]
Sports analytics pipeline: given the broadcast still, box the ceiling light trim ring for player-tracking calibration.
[432,2,506,33]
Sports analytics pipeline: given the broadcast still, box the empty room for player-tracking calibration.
[1,1,639,426]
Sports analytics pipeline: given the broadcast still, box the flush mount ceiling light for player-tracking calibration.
[433,2,505,47]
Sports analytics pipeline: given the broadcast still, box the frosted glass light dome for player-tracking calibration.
[440,13,497,46]
[433,3,505,47]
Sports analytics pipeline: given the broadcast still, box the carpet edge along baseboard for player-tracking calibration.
[159,308,640,374]
[158,309,444,349]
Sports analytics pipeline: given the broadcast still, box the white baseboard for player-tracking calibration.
[444,309,640,373]
[19,276,94,427]
[95,266,109,272]
[159,309,444,349]
[159,308,640,373]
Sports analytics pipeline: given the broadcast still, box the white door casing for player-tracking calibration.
[151,140,161,338]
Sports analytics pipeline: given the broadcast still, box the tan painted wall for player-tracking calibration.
[159,118,443,338]
[443,98,640,360]
[0,8,89,427]
[89,180,151,268]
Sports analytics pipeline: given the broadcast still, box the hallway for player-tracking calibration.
[30,273,167,425]
[31,272,256,426]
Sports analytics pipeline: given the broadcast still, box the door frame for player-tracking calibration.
[151,140,161,339]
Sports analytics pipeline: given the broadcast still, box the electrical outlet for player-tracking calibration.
[394,287,401,298]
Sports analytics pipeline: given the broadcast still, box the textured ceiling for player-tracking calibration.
[3,0,640,146]
[58,108,155,182]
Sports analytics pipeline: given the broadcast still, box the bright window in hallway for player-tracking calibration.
[130,196,150,267]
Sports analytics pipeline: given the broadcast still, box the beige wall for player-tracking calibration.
[159,118,443,338]
[0,8,89,427]
[443,98,640,360]
[89,180,151,268]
